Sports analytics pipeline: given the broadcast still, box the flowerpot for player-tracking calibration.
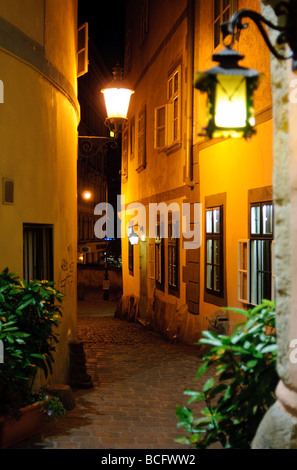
[0,402,45,449]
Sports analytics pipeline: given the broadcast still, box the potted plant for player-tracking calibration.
[176,300,278,449]
[0,268,66,448]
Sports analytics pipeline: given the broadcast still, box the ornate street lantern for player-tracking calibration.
[194,47,262,139]
[128,229,139,246]
[101,65,134,136]
[194,1,297,140]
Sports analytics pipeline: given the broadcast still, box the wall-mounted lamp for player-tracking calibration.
[194,48,262,139]
[128,224,144,246]
[101,65,134,137]
[194,1,297,140]
[78,65,134,151]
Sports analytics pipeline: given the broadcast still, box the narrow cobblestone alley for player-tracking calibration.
[11,295,215,451]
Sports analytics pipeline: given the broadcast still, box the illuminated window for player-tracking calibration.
[250,202,274,305]
[238,201,275,305]
[205,206,224,297]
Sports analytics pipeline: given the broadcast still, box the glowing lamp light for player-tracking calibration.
[101,65,134,136]
[128,224,144,246]
[102,87,134,119]
[194,47,262,139]
[83,190,91,200]
[128,230,139,246]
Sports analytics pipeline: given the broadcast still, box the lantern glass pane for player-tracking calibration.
[103,88,133,119]
[214,74,247,129]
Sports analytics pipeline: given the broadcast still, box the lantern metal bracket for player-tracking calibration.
[78,135,117,159]
[221,1,297,71]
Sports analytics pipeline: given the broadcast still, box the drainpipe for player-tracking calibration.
[184,0,195,188]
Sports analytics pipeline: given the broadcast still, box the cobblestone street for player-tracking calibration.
[12,296,216,450]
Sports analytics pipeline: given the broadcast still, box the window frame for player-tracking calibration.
[154,105,167,150]
[137,106,146,172]
[77,22,88,77]
[249,200,274,305]
[238,197,275,306]
[153,64,182,153]
[23,223,54,282]
[155,223,164,291]
[213,0,237,50]
[122,127,128,181]
[205,206,224,298]
[128,226,134,275]
[204,193,226,307]
[130,116,135,161]
[168,221,179,296]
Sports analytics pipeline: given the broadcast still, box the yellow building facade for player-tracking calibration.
[0,0,79,383]
[119,0,274,344]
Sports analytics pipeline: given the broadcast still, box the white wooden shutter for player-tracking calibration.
[238,239,250,304]
[77,23,88,77]
[148,240,155,280]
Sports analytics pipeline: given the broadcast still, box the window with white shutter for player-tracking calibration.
[77,23,88,77]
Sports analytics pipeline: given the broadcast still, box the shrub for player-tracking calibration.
[176,300,278,449]
[0,268,63,415]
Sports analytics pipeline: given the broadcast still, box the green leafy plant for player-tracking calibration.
[0,268,64,415]
[176,300,278,449]
[29,389,66,421]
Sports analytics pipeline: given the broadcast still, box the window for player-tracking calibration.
[205,207,223,297]
[77,22,88,77]
[122,128,128,180]
[137,106,146,171]
[250,202,274,305]
[23,224,53,282]
[155,224,164,291]
[213,0,235,49]
[155,106,166,149]
[238,239,249,303]
[167,67,181,144]
[139,0,149,44]
[238,201,275,305]
[154,65,181,151]
[130,117,135,160]
[2,178,14,205]
[128,227,134,275]
[168,222,179,295]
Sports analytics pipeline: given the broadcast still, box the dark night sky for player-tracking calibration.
[78,0,126,71]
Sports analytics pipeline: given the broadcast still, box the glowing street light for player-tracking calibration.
[194,47,262,139]
[101,65,134,137]
[82,190,92,200]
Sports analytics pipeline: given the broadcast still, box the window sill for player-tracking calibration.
[136,163,146,173]
[154,142,182,156]
[165,142,182,156]
[204,289,226,307]
[168,285,180,298]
